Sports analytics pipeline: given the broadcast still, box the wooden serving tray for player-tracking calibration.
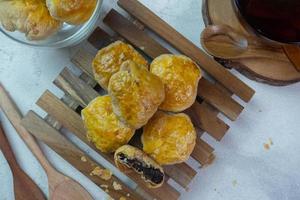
[202,0,300,86]
[21,0,255,199]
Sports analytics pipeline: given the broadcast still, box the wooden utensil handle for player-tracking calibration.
[0,84,54,174]
[201,25,248,49]
[0,123,19,168]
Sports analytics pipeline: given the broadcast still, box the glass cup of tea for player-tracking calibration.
[233,0,300,44]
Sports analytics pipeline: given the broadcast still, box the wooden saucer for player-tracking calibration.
[202,0,300,86]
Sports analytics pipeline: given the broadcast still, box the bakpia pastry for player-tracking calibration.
[46,0,97,25]
[108,60,165,129]
[142,111,196,165]
[81,96,135,153]
[150,54,202,112]
[0,0,61,40]
[92,41,148,90]
[114,145,165,188]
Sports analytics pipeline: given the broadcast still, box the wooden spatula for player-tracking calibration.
[0,122,45,200]
[0,83,93,200]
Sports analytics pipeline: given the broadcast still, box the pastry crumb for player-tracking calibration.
[113,181,122,190]
[81,156,87,162]
[90,167,112,180]
[126,193,130,197]
[105,189,109,193]
[100,184,109,188]
[264,143,270,150]
[140,46,145,50]
[232,180,237,187]
[269,138,273,145]
[107,196,114,200]
[264,138,274,150]
[119,197,126,200]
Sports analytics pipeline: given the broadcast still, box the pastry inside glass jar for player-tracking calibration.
[46,0,97,25]
[114,145,165,188]
[0,0,61,40]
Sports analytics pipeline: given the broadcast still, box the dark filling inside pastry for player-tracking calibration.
[118,153,164,184]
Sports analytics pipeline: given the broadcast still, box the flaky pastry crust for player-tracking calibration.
[142,111,196,165]
[150,54,202,112]
[92,41,148,90]
[108,60,165,129]
[81,96,135,153]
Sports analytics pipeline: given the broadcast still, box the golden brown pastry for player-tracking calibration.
[114,145,165,188]
[81,96,135,153]
[150,54,202,112]
[0,0,61,40]
[92,41,148,90]
[46,0,97,25]
[142,111,196,165]
[108,60,165,129]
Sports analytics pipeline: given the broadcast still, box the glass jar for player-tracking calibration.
[0,0,103,48]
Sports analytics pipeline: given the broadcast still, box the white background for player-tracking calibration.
[1,0,300,199]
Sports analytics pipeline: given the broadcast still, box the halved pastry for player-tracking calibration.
[81,96,135,153]
[92,41,148,90]
[142,111,196,165]
[0,0,61,40]
[114,145,165,188]
[150,54,202,112]
[108,60,165,129]
[46,0,97,25]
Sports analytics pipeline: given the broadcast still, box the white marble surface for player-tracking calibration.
[1,0,300,200]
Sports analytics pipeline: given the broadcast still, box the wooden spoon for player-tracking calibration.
[0,83,93,200]
[201,25,289,62]
[0,122,45,200]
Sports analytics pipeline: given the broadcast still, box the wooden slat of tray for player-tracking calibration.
[36,90,180,200]
[44,72,98,131]
[53,68,197,189]
[73,33,228,142]
[54,73,99,108]
[103,10,243,121]
[21,111,141,200]
[185,102,229,141]
[197,79,243,121]
[192,137,215,164]
[117,0,255,102]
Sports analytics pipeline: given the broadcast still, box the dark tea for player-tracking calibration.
[234,0,300,43]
